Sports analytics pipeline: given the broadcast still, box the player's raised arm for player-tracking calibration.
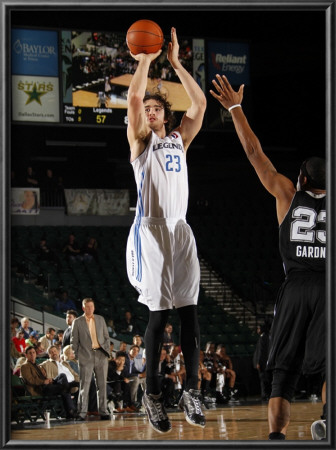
[127,50,162,161]
[168,27,206,151]
[210,74,295,223]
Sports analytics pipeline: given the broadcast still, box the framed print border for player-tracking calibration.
[1,0,335,449]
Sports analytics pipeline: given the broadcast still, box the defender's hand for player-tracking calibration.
[210,74,244,110]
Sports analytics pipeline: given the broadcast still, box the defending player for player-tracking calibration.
[126,27,206,433]
[210,74,326,440]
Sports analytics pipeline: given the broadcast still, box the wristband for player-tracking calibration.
[228,104,241,112]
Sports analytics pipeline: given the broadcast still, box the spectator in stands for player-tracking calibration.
[62,233,82,262]
[132,335,146,393]
[11,317,20,337]
[55,330,64,344]
[25,166,39,187]
[12,329,26,355]
[54,341,62,353]
[109,340,116,359]
[62,345,77,367]
[121,345,145,409]
[21,346,77,419]
[25,330,39,348]
[62,344,79,406]
[107,319,117,338]
[10,317,22,364]
[198,349,212,402]
[41,168,58,198]
[166,345,186,403]
[132,335,145,369]
[253,323,272,401]
[81,237,98,262]
[10,344,22,371]
[38,327,56,353]
[62,344,99,416]
[107,350,128,412]
[203,341,219,391]
[119,311,138,335]
[40,345,80,395]
[62,309,78,350]
[36,237,59,267]
[19,317,34,339]
[162,323,176,352]
[157,348,175,408]
[216,344,239,403]
[12,356,26,376]
[118,341,127,352]
[35,341,48,358]
[55,290,77,314]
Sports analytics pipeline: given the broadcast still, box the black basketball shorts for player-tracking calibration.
[267,271,325,376]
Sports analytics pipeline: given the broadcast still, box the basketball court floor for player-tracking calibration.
[10,397,322,442]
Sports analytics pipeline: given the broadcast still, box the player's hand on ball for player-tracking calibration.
[130,49,162,62]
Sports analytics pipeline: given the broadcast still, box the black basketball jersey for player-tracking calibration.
[279,190,326,275]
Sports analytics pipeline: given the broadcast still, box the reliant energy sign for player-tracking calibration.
[11,29,60,122]
[206,41,250,130]
[207,41,250,86]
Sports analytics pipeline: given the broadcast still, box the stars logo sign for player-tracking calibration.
[24,83,47,105]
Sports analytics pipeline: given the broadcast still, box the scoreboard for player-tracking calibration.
[63,105,127,126]
[12,27,250,130]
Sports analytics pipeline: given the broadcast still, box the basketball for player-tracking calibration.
[126,19,164,55]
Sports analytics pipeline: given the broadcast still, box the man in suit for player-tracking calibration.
[71,298,110,420]
[62,309,78,350]
[62,308,99,416]
[20,346,77,419]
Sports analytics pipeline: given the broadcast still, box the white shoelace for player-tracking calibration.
[147,395,167,421]
[187,392,203,416]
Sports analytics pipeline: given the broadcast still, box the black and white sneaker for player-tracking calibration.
[142,392,172,434]
[311,420,326,440]
[178,389,206,428]
[228,389,240,404]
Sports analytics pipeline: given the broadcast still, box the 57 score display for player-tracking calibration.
[63,105,116,125]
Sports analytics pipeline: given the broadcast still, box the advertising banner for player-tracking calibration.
[207,41,250,86]
[193,39,205,92]
[12,75,60,122]
[11,28,58,77]
[11,188,40,215]
[64,189,130,216]
[207,41,250,130]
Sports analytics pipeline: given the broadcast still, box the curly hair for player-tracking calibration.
[143,92,176,134]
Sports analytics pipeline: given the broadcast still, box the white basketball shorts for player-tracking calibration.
[126,217,200,311]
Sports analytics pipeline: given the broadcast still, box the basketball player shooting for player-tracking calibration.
[126,27,206,433]
[210,74,326,441]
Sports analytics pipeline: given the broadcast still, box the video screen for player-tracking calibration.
[62,30,194,127]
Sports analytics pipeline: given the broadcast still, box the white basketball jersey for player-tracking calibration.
[131,131,189,220]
